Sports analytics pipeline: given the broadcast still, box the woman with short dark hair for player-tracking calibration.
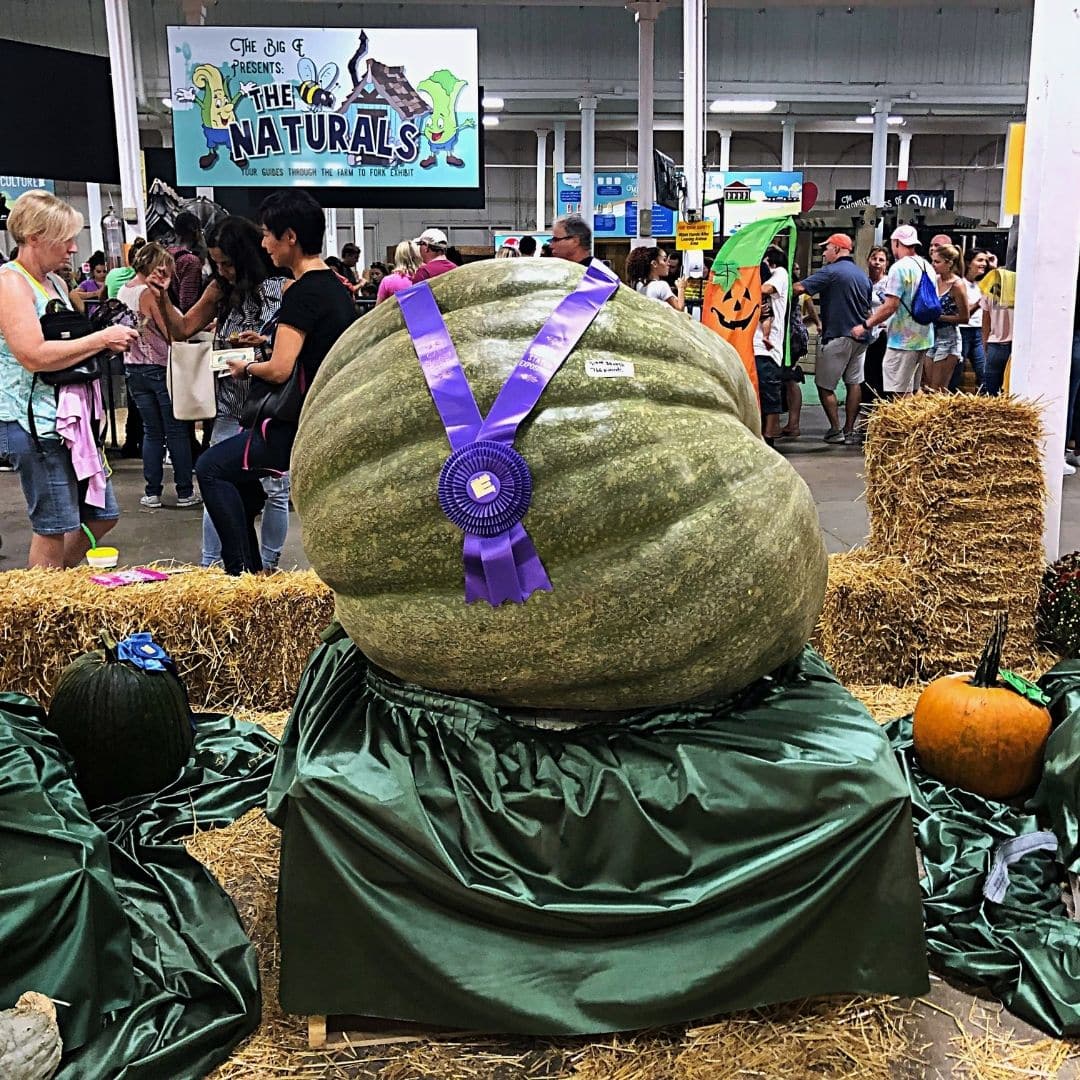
[193,190,356,575]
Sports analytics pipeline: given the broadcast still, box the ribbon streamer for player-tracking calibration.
[399,262,619,605]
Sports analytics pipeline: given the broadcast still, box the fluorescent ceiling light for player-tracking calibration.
[161,97,173,109]
[483,96,504,111]
[482,115,500,127]
[709,99,777,114]
[855,115,906,126]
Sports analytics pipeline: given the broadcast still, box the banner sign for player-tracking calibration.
[676,220,714,251]
[494,232,552,255]
[0,177,54,228]
[166,26,480,190]
[556,172,677,238]
[703,171,803,236]
[835,189,955,210]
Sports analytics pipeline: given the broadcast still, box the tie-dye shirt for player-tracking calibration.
[885,254,936,352]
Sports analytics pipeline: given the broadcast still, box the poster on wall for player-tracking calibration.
[166,26,481,200]
[703,171,803,236]
[0,177,55,229]
[556,173,677,238]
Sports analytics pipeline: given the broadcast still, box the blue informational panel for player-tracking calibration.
[0,176,54,202]
[703,170,803,236]
[556,172,677,238]
[166,26,480,190]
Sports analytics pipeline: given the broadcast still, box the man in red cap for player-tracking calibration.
[793,233,872,445]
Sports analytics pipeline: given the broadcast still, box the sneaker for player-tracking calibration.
[0,456,14,472]
[1065,460,1077,476]
[1067,451,1080,467]
[823,428,844,444]
[843,431,858,446]
[140,494,162,509]
[176,492,203,507]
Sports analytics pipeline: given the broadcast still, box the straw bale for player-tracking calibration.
[0,568,334,711]
[817,550,924,685]
[820,395,1046,684]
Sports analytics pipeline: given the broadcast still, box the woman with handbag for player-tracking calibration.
[152,216,287,569]
[118,243,202,509]
[195,191,356,575]
[0,190,138,567]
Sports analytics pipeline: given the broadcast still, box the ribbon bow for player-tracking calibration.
[116,632,175,672]
[399,261,620,606]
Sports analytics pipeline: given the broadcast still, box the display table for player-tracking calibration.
[269,635,929,1035]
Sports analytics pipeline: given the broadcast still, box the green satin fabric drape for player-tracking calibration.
[0,695,276,1080]
[888,658,1080,1037]
[269,635,929,1034]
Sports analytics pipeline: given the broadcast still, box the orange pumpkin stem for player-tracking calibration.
[972,612,1008,688]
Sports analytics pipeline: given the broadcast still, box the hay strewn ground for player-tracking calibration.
[819,395,1046,685]
[0,569,334,710]
[188,688,1079,1080]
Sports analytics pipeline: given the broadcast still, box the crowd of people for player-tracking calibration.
[1,191,1076,574]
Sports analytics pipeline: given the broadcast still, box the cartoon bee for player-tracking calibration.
[297,57,340,110]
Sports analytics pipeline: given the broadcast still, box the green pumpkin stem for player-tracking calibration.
[100,632,119,663]
[972,612,1008,688]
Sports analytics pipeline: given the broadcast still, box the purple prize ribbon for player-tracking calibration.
[398,261,619,606]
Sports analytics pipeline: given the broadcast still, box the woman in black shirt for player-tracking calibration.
[195,191,356,575]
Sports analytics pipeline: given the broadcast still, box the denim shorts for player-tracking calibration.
[0,419,119,535]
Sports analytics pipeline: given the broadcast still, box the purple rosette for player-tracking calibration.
[399,262,619,606]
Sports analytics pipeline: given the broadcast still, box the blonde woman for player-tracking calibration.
[0,191,138,566]
[922,244,970,391]
[118,243,202,508]
[376,240,422,304]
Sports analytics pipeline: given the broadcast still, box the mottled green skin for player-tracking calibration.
[293,259,828,710]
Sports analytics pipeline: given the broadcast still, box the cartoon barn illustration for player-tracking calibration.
[337,57,429,166]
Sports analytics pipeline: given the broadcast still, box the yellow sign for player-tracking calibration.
[676,220,714,252]
[1004,122,1025,217]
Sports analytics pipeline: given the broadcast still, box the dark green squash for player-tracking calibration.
[293,259,828,711]
[45,634,195,808]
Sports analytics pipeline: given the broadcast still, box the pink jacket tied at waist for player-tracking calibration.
[55,382,107,508]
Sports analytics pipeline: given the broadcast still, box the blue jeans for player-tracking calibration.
[201,415,291,568]
[124,364,194,497]
[982,342,1011,396]
[949,327,986,391]
[196,422,294,575]
[1067,331,1080,442]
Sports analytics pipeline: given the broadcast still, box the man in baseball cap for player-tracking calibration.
[411,228,457,283]
[794,233,872,444]
[851,225,933,394]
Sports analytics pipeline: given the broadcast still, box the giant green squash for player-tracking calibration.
[293,259,828,711]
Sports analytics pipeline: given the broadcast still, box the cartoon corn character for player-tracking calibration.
[174,64,255,171]
[416,70,476,169]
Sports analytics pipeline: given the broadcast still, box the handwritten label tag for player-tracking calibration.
[585,359,635,379]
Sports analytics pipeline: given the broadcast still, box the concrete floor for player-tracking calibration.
[3,402,1078,569]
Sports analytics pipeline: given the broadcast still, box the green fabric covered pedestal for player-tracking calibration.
[268,636,929,1034]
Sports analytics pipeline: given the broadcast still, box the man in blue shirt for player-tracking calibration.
[794,234,873,445]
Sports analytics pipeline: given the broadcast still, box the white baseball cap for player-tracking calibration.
[414,228,448,246]
[890,225,921,247]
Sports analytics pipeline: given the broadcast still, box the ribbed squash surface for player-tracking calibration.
[293,259,827,710]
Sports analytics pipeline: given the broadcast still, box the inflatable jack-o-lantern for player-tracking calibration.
[702,264,762,393]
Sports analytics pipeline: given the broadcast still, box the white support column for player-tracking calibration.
[103,0,146,239]
[999,123,1017,228]
[896,131,912,190]
[717,128,732,172]
[781,118,796,172]
[682,0,705,218]
[579,95,598,238]
[353,208,365,265]
[629,1,661,244]
[325,208,339,258]
[869,98,891,242]
[553,120,567,221]
[535,128,550,232]
[1009,0,1080,560]
[86,183,104,255]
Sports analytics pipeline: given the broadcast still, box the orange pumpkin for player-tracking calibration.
[913,614,1052,800]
